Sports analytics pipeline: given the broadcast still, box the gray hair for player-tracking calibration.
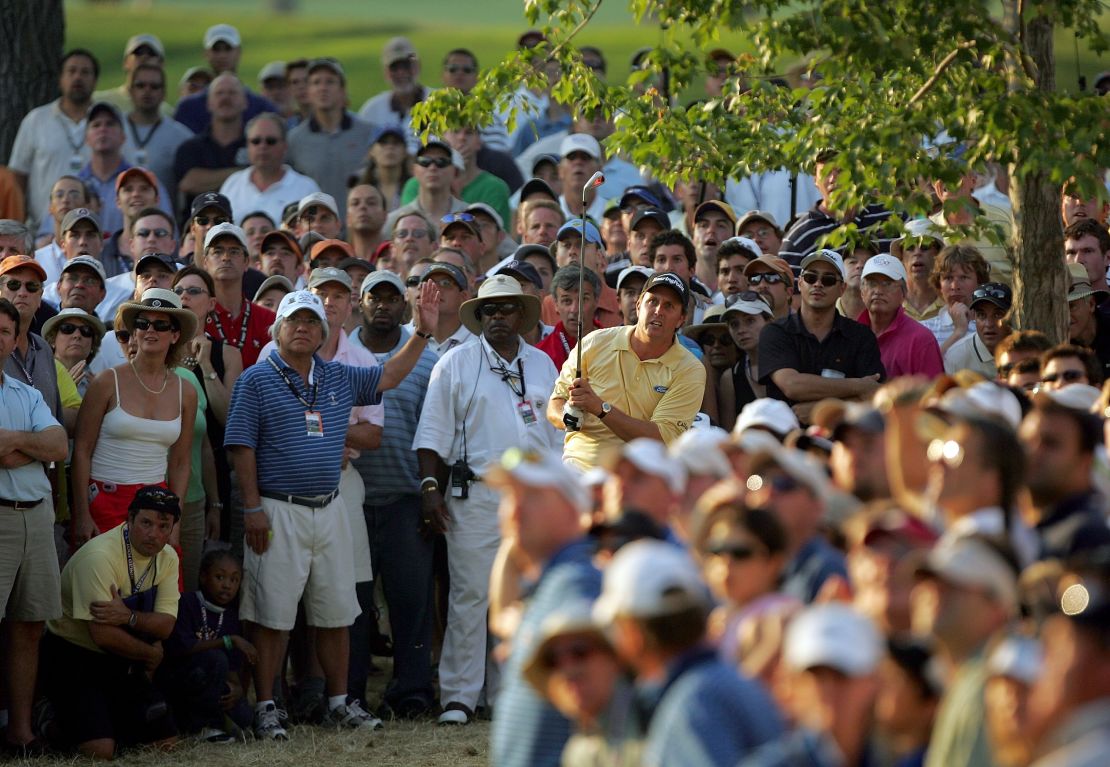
[551,264,600,297]
[0,220,33,253]
[271,314,330,347]
[246,111,287,141]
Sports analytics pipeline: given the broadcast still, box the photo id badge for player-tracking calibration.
[69,153,83,172]
[305,411,324,437]
[517,399,538,426]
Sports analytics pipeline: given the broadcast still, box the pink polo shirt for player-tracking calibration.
[858,306,944,379]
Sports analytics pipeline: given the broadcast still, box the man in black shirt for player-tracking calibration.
[1067,261,1110,380]
[759,248,885,422]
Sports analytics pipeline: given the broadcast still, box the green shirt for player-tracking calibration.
[174,367,208,504]
[925,654,998,767]
[402,170,512,232]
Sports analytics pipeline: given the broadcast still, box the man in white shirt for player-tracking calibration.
[358,38,430,154]
[417,261,474,356]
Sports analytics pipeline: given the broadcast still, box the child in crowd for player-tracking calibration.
[158,550,256,743]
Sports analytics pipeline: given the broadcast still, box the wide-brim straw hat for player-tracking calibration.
[116,288,198,360]
[459,274,541,335]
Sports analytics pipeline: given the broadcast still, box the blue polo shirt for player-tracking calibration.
[224,350,382,496]
[0,372,60,501]
[173,87,277,134]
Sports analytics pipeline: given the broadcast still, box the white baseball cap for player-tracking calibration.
[203,222,249,251]
[733,398,799,439]
[784,603,883,676]
[915,536,1019,614]
[605,438,686,495]
[939,382,1023,430]
[276,290,329,331]
[560,133,603,161]
[861,254,907,282]
[486,448,590,514]
[204,24,241,49]
[592,539,710,624]
[615,265,654,292]
[800,248,846,280]
[298,191,339,219]
[668,427,731,480]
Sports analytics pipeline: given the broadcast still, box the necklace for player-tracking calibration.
[130,359,169,395]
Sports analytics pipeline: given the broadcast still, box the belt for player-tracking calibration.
[259,489,339,509]
[0,497,43,510]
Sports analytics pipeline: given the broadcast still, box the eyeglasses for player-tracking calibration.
[926,438,965,468]
[249,136,280,146]
[441,213,475,224]
[173,286,208,297]
[415,156,452,169]
[133,317,176,333]
[746,272,785,286]
[800,271,841,287]
[61,273,102,287]
[394,229,430,241]
[286,315,323,328]
[1042,369,1087,385]
[479,301,521,317]
[862,276,900,291]
[743,227,774,239]
[444,65,476,74]
[4,278,41,294]
[135,228,171,239]
[193,215,229,227]
[57,322,94,338]
[701,332,733,347]
[541,638,602,670]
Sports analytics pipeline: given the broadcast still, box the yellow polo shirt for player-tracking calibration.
[554,326,706,470]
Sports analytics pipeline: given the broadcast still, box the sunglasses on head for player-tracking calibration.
[249,136,280,146]
[479,301,521,317]
[416,156,452,169]
[441,212,475,225]
[4,278,41,294]
[746,272,785,286]
[57,322,94,338]
[1042,369,1086,384]
[800,271,841,287]
[193,215,229,227]
[972,285,1009,302]
[133,317,176,333]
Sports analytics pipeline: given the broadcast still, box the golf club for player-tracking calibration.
[563,170,606,432]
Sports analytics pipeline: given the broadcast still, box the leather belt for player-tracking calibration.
[0,498,43,510]
[259,489,339,509]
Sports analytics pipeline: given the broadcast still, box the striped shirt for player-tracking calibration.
[349,325,439,504]
[778,203,897,274]
[224,349,382,496]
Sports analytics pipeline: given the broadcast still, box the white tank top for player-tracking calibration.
[89,368,182,485]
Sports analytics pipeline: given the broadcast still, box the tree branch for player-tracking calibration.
[548,0,606,59]
[908,40,978,106]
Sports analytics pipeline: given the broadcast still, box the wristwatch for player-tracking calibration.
[415,330,434,340]
[128,610,137,628]
[205,371,218,381]
[597,402,612,420]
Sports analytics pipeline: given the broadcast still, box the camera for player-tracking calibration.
[450,460,476,499]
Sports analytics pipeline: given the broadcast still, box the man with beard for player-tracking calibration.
[389,212,436,278]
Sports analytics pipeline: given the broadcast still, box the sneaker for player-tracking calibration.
[253,703,289,741]
[323,700,383,730]
[437,702,473,726]
[199,727,236,744]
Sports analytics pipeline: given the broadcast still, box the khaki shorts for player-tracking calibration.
[0,499,63,621]
[240,494,359,630]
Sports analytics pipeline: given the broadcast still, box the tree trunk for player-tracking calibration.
[0,0,64,164]
[1009,12,1067,341]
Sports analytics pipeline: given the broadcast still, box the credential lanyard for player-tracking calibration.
[267,356,320,410]
[123,524,157,594]
[210,302,251,348]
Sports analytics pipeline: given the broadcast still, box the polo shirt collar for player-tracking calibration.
[270,348,318,385]
[307,112,354,133]
[904,296,945,322]
[859,305,907,338]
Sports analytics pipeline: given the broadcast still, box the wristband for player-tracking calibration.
[415,330,433,340]
[207,500,223,510]
[243,506,263,514]
[223,635,233,652]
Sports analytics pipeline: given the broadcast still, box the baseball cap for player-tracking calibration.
[308,239,355,263]
[275,289,328,329]
[486,448,589,514]
[86,101,123,126]
[968,282,1012,312]
[620,185,663,210]
[800,248,846,280]
[134,253,177,274]
[0,255,47,281]
[811,399,885,441]
[721,290,773,319]
[531,154,560,175]
[203,222,248,251]
[668,427,731,480]
[720,236,763,258]
[495,260,543,290]
[371,124,406,145]
[61,208,101,235]
[747,445,833,498]
[861,254,907,283]
[465,202,504,231]
[602,438,686,495]
[259,230,302,259]
[517,29,546,49]
[743,255,793,283]
[1067,262,1108,304]
[733,398,799,439]
[361,270,406,296]
[417,139,466,172]
[381,36,416,67]
[891,218,945,257]
[987,636,1043,685]
[258,61,286,83]
[307,266,352,290]
[915,536,1019,614]
[519,178,558,202]
[421,262,467,290]
[559,133,602,161]
[307,58,345,83]
[859,507,939,550]
[114,167,159,195]
[191,191,232,219]
[253,274,294,303]
[735,209,780,234]
[616,265,654,292]
[593,540,710,624]
[180,66,214,87]
[522,601,610,694]
[556,218,603,245]
[128,485,182,521]
[936,381,1023,431]
[641,271,690,308]
[298,191,339,219]
[784,604,882,676]
[1036,384,1103,413]
[125,34,164,58]
[514,243,557,271]
[694,200,736,225]
[204,24,241,49]
[629,208,670,232]
[61,255,107,284]
[440,212,482,241]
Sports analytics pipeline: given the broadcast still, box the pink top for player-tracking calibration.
[858,306,945,379]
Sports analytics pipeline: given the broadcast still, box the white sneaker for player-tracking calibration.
[437,703,473,726]
[253,703,289,741]
[323,699,383,730]
[199,726,236,744]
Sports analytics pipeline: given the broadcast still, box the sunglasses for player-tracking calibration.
[133,317,176,333]
[115,329,131,344]
[404,276,422,287]
[173,286,208,297]
[972,285,1010,302]
[57,322,94,338]
[4,278,41,293]
[746,272,785,286]
[249,136,280,146]
[726,290,767,306]
[479,302,521,317]
[135,227,171,239]
[800,271,841,287]
[416,156,452,169]
[1042,369,1086,384]
[541,638,602,670]
[444,65,476,74]
[194,215,229,227]
[701,333,733,347]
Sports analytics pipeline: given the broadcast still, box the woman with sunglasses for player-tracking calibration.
[42,307,105,397]
[71,289,198,549]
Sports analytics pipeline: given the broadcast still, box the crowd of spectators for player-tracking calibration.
[0,21,1109,767]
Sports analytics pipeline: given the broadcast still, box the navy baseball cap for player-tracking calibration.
[642,271,690,308]
[191,191,232,219]
[620,185,663,210]
[495,259,543,290]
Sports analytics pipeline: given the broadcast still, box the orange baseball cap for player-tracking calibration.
[0,255,48,281]
[115,166,160,195]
